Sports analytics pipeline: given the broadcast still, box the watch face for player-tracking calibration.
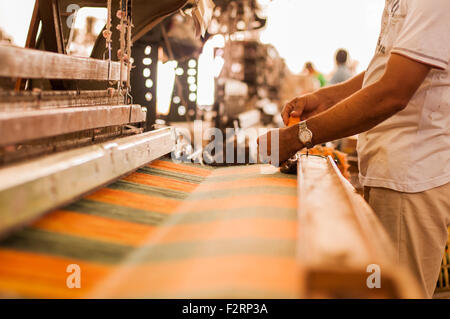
[299,130,312,143]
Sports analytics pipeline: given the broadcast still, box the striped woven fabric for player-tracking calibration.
[0,159,298,298]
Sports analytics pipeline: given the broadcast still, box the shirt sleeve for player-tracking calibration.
[392,0,450,70]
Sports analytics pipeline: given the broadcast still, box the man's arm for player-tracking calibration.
[270,53,431,162]
[317,71,366,106]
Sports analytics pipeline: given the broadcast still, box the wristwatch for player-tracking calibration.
[298,120,314,149]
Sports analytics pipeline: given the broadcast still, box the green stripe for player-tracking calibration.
[108,180,188,200]
[64,199,167,225]
[187,186,296,200]
[0,228,132,264]
[138,167,205,184]
[166,207,297,225]
[206,172,296,183]
[134,238,295,262]
[0,230,295,264]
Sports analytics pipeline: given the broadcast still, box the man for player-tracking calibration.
[259,0,449,298]
[329,49,352,85]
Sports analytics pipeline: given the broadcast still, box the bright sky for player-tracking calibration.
[0,0,36,45]
[260,0,385,74]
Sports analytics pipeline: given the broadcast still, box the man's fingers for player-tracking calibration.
[282,100,297,126]
[281,103,293,126]
[282,98,306,126]
[290,110,302,118]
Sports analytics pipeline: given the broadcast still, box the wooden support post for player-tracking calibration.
[15,0,41,91]
[38,0,67,89]
[38,0,65,54]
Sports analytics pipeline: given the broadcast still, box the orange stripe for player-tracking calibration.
[153,218,296,244]
[182,194,297,213]
[149,160,212,177]
[213,165,274,177]
[31,210,155,246]
[0,250,111,298]
[123,172,198,193]
[91,255,300,298]
[198,177,296,192]
[0,253,299,298]
[86,188,179,214]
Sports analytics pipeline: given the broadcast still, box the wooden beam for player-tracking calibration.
[0,90,125,111]
[0,104,147,146]
[0,44,127,82]
[296,155,423,298]
[0,127,176,236]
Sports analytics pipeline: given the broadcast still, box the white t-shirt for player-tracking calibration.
[358,0,450,193]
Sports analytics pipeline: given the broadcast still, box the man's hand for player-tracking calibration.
[257,126,303,165]
[281,93,331,126]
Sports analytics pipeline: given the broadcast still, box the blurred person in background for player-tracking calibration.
[329,49,354,150]
[329,49,352,85]
[304,62,327,88]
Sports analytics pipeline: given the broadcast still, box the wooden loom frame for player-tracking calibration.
[297,155,423,298]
